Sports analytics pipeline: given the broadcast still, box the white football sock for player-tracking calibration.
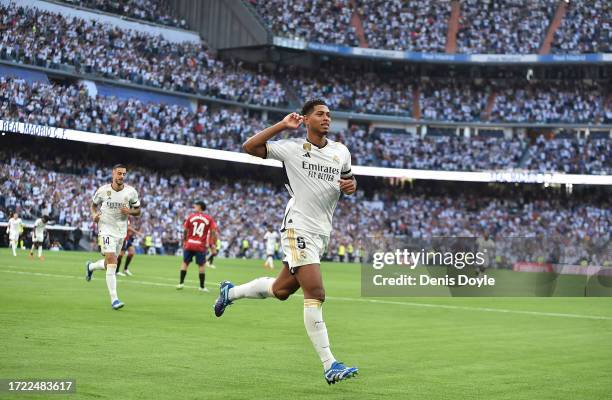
[89,259,105,271]
[106,264,118,302]
[304,299,336,370]
[38,246,42,258]
[11,242,17,256]
[228,277,275,300]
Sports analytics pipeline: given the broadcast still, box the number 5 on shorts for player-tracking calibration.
[297,237,306,249]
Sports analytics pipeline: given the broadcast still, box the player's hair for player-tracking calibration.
[195,201,206,211]
[301,99,327,116]
[112,163,127,170]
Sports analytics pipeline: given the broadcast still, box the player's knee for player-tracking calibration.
[273,288,291,301]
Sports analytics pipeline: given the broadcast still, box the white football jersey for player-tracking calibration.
[264,230,279,253]
[92,184,141,238]
[34,218,46,238]
[7,217,23,234]
[266,137,352,236]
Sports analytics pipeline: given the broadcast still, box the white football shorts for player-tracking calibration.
[280,228,329,273]
[99,235,124,255]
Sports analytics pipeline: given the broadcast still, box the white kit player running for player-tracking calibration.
[215,99,359,385]
[85,164,141,310]
[263,224,279,270]
[7,212,23,257]
[30,215,49,260]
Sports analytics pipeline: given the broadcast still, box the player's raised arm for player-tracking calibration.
[242,112,303,158]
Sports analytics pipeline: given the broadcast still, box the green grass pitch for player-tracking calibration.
[1,248,611,400]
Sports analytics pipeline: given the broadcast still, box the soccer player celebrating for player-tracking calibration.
[6,212,23,257]
[85,164,141,310]
[263,224,279,270]
[215,99,359,384]
[116,219,141,277]
[177,201,218,292]
[30,215,49,260]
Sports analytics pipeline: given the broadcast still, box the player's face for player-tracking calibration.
[305,105,331,135]
[112,168,127,186]
[194,205,202,212]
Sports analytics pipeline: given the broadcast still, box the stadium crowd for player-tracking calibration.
[491,81,605,124]
[1,3,609,120]
[524,135,611,175]
[253,0,359,46]
[31,0,609,56]
[57,0,188,28]
[419,79,489,122]
[253,0,611,55]
[551,0,611,54]
[2,76,610,174]
[334,126,526,171]
[0,4,286,106]
[283,68,414,115]
[456,0,556,54]
[354,0,450,52]
[1,152,609,261]
[0,77,268,149]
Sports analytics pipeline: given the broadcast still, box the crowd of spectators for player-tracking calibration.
[1,3,609,120]
[0,151,287,258]
[333,126,526,171]
[456,0,556,54]
[13,0,607,58]
[419,79,490,122]
[58,0,188,28]
[253,0,358,46]
[524,135,611,175]
[254,0,610,55]
[283,67,414,115]
[0,4,287,106]
[355,0,450,52]
[2,76,610,174]
[1,152,609,259]
[491,81,605,124]
[552,0,611,54]
[0,77,268,149]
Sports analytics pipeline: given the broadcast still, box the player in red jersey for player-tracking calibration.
[116,218,142,276]
[177,201,218,292]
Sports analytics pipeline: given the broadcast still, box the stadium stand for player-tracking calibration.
[0,77,267,148]
[523,135,610,175]
[253,0,359,46]
[1,151,609,257]
[282,66,414,115]
[57,0,188,28]
[1,3,609,120]
[0,4,287,106]
[253,0,610,54]
[456,0,557,54]
[551,0,611,54]
[355,0,451,52]
[2,76,610,174]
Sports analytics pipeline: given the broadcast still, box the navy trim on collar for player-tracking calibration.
[306,137,328,149]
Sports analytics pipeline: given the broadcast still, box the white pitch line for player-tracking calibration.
[1,268,612,321]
